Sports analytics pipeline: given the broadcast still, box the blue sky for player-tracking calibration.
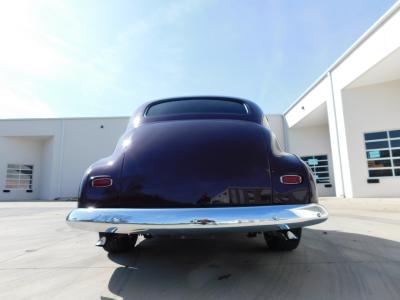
[0,0,396,118]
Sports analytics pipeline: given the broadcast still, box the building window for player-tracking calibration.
[300,155,330,184]
[364,130,400,178]
[5,164,33,190]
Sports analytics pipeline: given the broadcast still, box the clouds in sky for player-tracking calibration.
[1,0,210,118]
[0,84,55,118]
[0,0,396,118]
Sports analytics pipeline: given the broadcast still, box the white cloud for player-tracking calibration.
[164,0,208,22]
[0,0,210,117]
[0,84,56,119]
[0,0,71,78]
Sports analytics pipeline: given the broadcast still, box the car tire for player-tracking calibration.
[263,228,302,251]
[99,233,138,253]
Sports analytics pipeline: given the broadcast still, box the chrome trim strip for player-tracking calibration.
[66,204,328,235]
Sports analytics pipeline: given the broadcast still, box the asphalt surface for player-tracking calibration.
[0,198,399,300]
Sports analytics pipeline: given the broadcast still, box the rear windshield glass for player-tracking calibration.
[146,99,247,117]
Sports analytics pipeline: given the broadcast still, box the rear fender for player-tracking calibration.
[268,134,317,204]
[78,133,130,208]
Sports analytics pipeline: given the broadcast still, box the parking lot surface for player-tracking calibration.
[0,198,399,300]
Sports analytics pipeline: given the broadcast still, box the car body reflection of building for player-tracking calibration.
[210,187,272,205]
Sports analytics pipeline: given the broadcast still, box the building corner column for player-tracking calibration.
[327,72,353,198]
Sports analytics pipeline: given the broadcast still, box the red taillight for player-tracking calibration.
[280,175,302,185]
[91,177,113,187]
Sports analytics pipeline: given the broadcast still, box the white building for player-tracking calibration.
[285,1,400,198]
[0,117,128,200]
[1,2,400,200]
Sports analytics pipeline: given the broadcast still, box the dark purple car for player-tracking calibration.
[66,96,328,253]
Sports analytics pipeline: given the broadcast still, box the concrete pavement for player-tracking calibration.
[0,198,399,299]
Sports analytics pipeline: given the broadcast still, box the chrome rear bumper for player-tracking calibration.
[66,204,328,235]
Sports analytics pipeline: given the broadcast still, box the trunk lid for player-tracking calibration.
[119,119,272,207]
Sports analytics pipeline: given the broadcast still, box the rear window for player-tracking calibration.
[146,99,248,117]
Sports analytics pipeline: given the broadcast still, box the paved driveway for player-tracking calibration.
[0,198,399,299]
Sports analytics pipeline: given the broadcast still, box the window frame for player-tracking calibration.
[300,154,330,184]
[363,129,400,178]
[4,163,34,190]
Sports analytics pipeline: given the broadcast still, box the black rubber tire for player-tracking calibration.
[99,233,138,254]
[264,228,302,251]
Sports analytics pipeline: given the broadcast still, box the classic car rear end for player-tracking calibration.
[67,97,328,253]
